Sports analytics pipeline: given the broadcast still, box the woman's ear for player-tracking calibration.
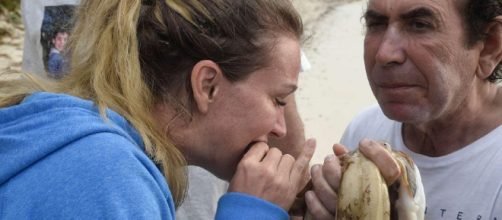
[191,60,222,113]
[478,17,502,79]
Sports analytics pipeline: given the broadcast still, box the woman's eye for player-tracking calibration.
[275,98,287,107]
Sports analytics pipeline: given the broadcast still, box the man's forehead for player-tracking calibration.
[365,0,460,17]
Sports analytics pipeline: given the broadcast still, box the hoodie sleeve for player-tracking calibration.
[1,132,175,220]
[215,192,289,220]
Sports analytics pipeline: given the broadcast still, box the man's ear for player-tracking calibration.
[478,17,502,79]
[191,60,222,114]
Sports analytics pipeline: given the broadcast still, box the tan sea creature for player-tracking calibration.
[335,145,426,220]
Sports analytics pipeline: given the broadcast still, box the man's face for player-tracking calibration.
[363,0,482,124]
[53,32,68,52]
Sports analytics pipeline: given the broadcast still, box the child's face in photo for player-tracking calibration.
[53,32,68,51]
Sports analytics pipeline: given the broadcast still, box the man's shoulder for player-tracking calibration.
[340,104,399,148]
[350,104,389,125]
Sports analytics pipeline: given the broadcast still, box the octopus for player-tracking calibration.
[303,144,426,220]
[335,145,426,220]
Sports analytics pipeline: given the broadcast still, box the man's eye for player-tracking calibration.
[409,20,432,31]
[365,21,387,32]
[275,98,287,107]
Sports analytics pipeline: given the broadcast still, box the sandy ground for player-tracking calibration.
[294,0,376,163]
[0,0,375,164]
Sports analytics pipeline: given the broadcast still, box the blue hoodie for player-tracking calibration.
[0,92,288,219]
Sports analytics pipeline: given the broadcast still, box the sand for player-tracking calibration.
[294,0,376,163]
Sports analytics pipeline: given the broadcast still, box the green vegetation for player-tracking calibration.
[0,0,21,22]
[0,0,20,12]
[0,0,21,39]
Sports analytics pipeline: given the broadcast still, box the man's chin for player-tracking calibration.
[381,103,424,122]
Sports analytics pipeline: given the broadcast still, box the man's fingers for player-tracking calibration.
[310,164,337,213]
[359,139,401,184]
[333,143,349,156]
[305,190,336,220]
[321,154,342,191]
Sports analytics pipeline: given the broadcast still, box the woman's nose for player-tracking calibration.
[270,112,287,138]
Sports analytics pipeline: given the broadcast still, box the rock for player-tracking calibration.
[0,13,23,74]
[0,56,10,70]
[0,44,20,60]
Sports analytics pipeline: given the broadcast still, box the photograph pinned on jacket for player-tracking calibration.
[41,5,75,79]
[21,0,79,79]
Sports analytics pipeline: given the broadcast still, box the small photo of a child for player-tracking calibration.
[40,5,75,79]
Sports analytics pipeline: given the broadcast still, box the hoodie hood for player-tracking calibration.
[0,92,144,185]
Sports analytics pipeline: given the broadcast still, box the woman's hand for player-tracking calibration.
[228,139,316,210]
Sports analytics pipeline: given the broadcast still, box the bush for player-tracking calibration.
[0,0,21,39]
[0,0,20,13]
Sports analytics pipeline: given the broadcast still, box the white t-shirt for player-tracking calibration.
[176,166,228,220]
[341,105,502,220]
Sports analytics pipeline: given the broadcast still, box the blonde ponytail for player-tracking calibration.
[63,0,187,206]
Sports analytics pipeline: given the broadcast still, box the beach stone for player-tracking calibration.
[0,56,11,71]
[0,44,20,60]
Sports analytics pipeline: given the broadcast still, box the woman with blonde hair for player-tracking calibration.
[0,0,315,219]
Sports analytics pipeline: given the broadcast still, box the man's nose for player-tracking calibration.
[375,27,406,67]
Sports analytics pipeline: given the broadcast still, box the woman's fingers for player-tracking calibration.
[277,154,295,174]
[262,147,283,168]
[241,142,269,162]
[290,138,316,181]
[229,139,316,210]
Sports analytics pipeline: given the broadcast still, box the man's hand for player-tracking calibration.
[305,139,400,219]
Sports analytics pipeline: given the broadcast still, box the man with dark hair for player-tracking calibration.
[309,0,502,219]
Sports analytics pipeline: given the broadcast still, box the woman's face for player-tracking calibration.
[188,36,302,180]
